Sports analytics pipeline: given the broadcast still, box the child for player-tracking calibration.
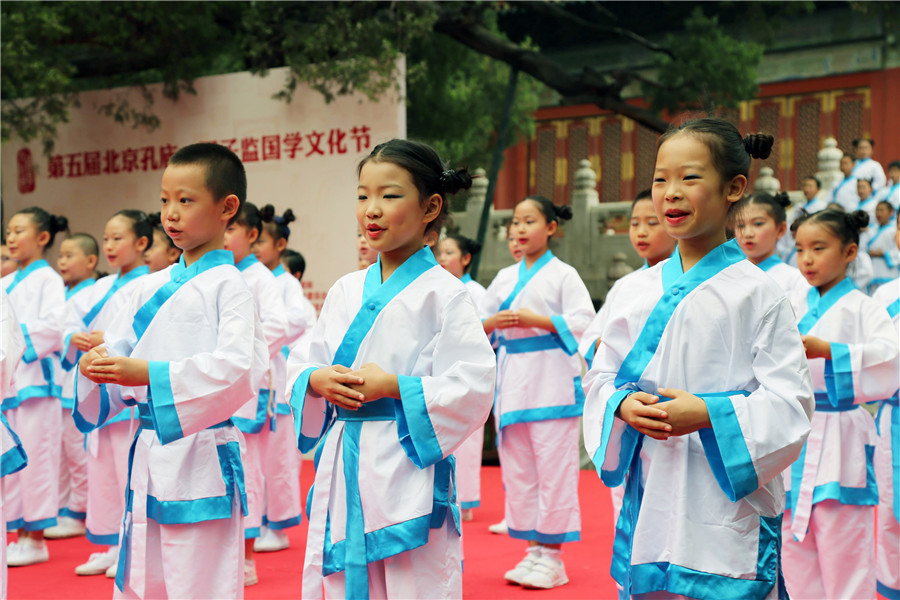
[70,211,151,578]
[797,176,828,215]
[877,160,900,210]
[857,177,878,224]
[832,153,859,212]
[482,195,595,589]
[357,226,377,270]
[782,209,898,599]
[2,207,70,567]
[286,139,495,599]
[1,290,28,596]
[76,143,269,598]
[252,204,315,553]
[436,234,487,521]
[224,200,288,585]
[143,212,181,272]
[583,119,814,599]
[282,248,306,281]
[0,245,16,278]
[45,233,99,541]
[853,137,887,192]
[863,200,900,292]
[735,192,809,295]
[507,221,524,263]
[872,211,900,600]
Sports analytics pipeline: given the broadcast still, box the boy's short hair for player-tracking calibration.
[68,232,100,258]
[888,160,900,171]
[801,175,821,189]
[168,143,247,224]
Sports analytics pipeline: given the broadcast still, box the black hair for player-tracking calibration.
[67,232,100,258]
[16,206,69,248]
[842,152,855,161]
[888,160,900,171]
[444,234,482,274]
[168,142,246,225]
[518,195,574,225]
[852,138,875,148]
[857,178,873,189]
[658,118,774,184]
[736,191,792,226]
[282,248,306,280]
[357,139,472,234]
[801,175,821,190]
[632,189,652,209]
[260,204,296,244]
[795,208,869,247]
[147,212,179,250]
[877,200,894,213]
[112,209,153,250]
[234,201,262,235]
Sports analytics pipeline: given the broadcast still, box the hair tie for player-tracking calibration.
[439,169,455,188]
[273,215,290,238]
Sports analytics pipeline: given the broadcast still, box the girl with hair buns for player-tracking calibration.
[782,209,899,599]
[734,192,809,295]
[2,207,71,566]
[143,212,181,273]
[481,195,595,589]
[583,118,814,599]
[286,139,495,598]
[251,204,316,553]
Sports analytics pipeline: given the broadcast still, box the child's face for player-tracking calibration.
[734,204,786,261]
[104,215,146,270]
[795,222,855,293]
[224,222,257,263]
[357,229,377,266]
[840,156,854,176]
[58,239,95,285]
[357,160,436,262]
[801,179,819,200]
[506,229,523,262]
[652,135,737,244]
[436,238,468,279]
[253,229,282,270]
[629,199,675,264]
[144,229,179,273]
[511,200,556,258]
[160,163,235,263]
[856,180,872,199]
[5,213,47,266]
[0,245,16,277]
[889,166,900,184]
[875,203,893,226]
[855,140,873,160]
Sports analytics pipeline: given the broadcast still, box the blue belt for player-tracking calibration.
[814,392,857,413]
[136,403,233,431]
[498,334,562,354]
[336,397,396,421]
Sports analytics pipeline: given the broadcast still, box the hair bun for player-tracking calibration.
[281,208,296,226]
[53,214,69,234]
[440,168,473,196]
[849,209,870,231]
[554,204,574,221]
[774,191,791,209]
[259,204,276,222]
[147,212,162,227]
[743,133,774,160]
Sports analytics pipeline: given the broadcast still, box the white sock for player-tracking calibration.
[526,545,542,557]
[541,547,562,561]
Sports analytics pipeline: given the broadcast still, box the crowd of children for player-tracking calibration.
[1,123,898,600]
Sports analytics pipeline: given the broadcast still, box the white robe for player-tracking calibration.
[580,268,646,371]
[583,240,813,600]
[872,278,900,598]
[286,248,495,599]
[831,176,859,213]
[75,250,269,598]
[755,254,810,297]
[861,223,900,289]
[876,181,900,210]
[854,157,887,192]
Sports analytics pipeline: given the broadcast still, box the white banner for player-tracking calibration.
[2,63,406,311]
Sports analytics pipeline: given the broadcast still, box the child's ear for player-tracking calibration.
[87,255,99,270]
[422,193,442,225]
[248,227,259,245]
[844,242,858,263]
[776,221,788,239]
[726,175,748,204]
[37,230,51,248]
[222,195,240,223]
[546,220,558,237]
[136,236,150,254]
[275,238,288,254]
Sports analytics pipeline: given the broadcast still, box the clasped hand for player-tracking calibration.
[617,387,711,440]
[78,347,149,386]
[309,363,399,411]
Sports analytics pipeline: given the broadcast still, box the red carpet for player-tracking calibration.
[6,464,619,599]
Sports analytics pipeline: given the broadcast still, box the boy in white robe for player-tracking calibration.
[76,143,269,599]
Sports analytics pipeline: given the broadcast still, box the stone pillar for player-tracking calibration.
[816,137,843,198]
[457,167,487,238]
[754,166,781,195]
[568,159,599,270]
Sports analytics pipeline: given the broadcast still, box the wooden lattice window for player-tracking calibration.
[536,127,556,200]
[754,104,780,182]
[837,97,863,156]
[635,125,657,195]
[567,124,589,202]
[602,119,622,203]
[796,100,821,184]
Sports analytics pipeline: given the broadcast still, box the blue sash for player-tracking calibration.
[83,266,149,327]
[797,278,856,335]
[888,297,900,320]
[851,158,870,178]
[859,194,877,213]
[758,254,782,273]
[5,259,50,294]
[832,176,855,204]
[65,278,95,301]
[498,250,554,311]
[867,223,893,251]
[132,251,233,343]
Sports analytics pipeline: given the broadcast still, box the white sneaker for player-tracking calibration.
[521,555,569,589]
[106,562,117,579]
[488,518,508,535]
[504,548,541,585]
[7,538,49,567]
[254,528,289,552]
[244,559,259,586]
[75,547,117,575]
[44,516,86,539]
